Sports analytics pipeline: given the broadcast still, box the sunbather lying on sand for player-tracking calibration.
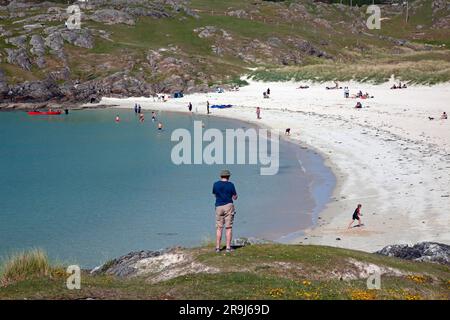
[297,85,309,89]
[326,81,342,90]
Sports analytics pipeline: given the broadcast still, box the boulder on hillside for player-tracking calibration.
[376,242,449,265]
[6,48,32,70]
[90,9,135,25]
[60,28,94,49]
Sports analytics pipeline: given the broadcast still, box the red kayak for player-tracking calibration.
[27,111,62,116]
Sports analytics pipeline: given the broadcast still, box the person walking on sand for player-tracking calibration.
[213,169,238,253]
[348,204,363,229]
[256,107,261,119]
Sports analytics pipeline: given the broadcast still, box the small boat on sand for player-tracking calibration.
[27,111,62,116]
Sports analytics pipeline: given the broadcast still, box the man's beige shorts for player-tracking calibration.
[215,203,235,229]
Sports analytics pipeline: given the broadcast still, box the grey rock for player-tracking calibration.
[34,56,46,68]
[90,9,135,25]
[376,242,449,265]
[60,28,94,49]
[0,68,8,97]
[267,37,283,48]
[44,30,66,60]
[124,6,170,19]
[231,237,272,248]
[45,30,64,51]
[29,34,45,56]
[23,23,44,31]
[291,39,330,58]
[92,249,169,277]
[6,78,62,102]
[6,35,27,48]
[227,9,248,19]
[6,48,32,70]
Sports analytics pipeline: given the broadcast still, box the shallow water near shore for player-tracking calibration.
[0,109,335,267]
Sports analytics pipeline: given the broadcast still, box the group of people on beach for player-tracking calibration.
[263,88,271,99]
[390,82,407,89]
[429,112,448,120]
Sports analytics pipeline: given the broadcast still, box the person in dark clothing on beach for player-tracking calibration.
[134,104,138,113]
[348,204,363,228]
[207,101,210,114]
[138,105,141,114]
[213,170,238,253]
[188,102,193,112]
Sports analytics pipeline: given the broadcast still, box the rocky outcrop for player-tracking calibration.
[6,48,32,70]
[6,35,27,48]
[376,242,449,265]
[60,28,94,49]
[231,237,272,247]
[29,34,45,56]
[0,68,8,98]
[194,26,232,40]
[288,38,330,59]
[44,28,65,57]
[92,248,219,283]
[90,9,135,25]
[5,78,62,102]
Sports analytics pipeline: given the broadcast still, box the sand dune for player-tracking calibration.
[94,80,450,252]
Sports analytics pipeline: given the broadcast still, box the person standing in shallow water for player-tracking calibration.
[348,204,363,228]
[213,170,238,253]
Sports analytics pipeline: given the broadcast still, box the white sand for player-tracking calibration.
[91,80,450,252]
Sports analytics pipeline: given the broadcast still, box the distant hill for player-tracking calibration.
[0,0,449,106]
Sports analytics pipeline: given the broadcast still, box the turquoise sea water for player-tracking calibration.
[0,109,335,267]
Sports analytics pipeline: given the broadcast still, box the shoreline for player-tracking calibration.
[107,105,336,244]
[108,106,336,242]
[90,80,450,252]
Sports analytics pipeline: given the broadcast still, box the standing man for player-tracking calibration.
[188,102,193,112]
[207,100,210,114]
[213,170,238,253]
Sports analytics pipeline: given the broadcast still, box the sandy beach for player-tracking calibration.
[92,80,450,252]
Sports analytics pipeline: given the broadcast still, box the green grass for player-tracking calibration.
[250,56,450,84]
[0,249,51,286]
[1,0,450,89]
[0,245,448,300]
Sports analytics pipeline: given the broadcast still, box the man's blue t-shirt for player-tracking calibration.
[212,181,237,207]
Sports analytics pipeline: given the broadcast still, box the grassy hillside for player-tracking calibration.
[1,0,449,93]
[0,244,448,300]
